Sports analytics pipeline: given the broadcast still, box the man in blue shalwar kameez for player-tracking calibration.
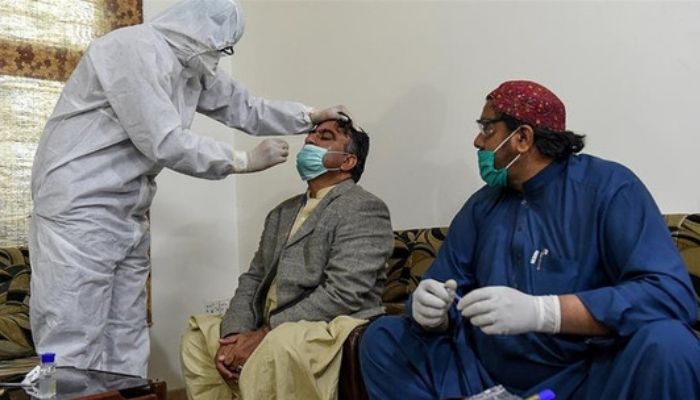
[359,80,700,400]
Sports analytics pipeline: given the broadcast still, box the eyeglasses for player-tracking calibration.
[476,117,505,138]
[219,46,235,56]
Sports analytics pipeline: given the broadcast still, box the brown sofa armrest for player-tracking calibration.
[338,321,372,400]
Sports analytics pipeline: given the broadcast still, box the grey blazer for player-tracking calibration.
[220,179,394,337]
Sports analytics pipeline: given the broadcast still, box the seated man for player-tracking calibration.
[360,81,700,400]
[181,116,393,400]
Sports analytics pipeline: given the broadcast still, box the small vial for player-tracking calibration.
[525,389,556,400]
[36,352,56,399]
[466,385,521,399]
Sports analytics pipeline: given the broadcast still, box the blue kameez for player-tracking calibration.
[360,154,700,399]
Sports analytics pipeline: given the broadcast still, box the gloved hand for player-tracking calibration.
[457,286,561,335]
[412,279,457,329]
[243,139,289,172]
[309,105,351,124]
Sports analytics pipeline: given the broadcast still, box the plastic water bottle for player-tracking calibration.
[36,352,56,399]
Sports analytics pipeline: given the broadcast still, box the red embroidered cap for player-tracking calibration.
[487,80,566,132]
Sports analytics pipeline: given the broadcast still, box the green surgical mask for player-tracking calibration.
[477,129,521,187]
[296,144,347,181]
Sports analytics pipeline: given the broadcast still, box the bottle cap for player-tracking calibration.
[40,352,56,363]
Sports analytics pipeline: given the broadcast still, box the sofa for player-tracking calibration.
[0,247,35,378]
[0,248,153,379]
[337,213,700,400]
[2,214,698,395]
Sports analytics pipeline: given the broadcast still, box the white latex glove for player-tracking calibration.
[233,139,289,173]
[309,105,351,124]
[412,279,457,329]
[457,286,561,335]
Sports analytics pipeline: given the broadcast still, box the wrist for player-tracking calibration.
[304,106,316,125]
[535,295,561,334]
[231,150,248,172]
[417,314,449,333]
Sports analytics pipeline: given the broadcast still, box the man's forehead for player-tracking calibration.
[314,120,348,137]
[480,101,498,118]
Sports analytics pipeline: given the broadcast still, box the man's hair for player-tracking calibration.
[501,114,585,160]
[336,118,369,182]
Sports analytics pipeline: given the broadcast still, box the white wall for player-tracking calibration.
[145,0,700,389]
[144,0,243,388]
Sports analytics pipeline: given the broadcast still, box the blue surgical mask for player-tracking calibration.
[296,144,348,181]
[477,128,521,187]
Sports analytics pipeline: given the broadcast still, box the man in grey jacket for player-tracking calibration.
[181,117,394,400]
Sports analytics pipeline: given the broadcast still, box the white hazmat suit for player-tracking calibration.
[30,0,337,377]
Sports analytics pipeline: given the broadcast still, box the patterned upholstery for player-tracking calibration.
[0,247,34,360]
[0,244,155,378]
[664,214,700,330]
[383,228,448,315]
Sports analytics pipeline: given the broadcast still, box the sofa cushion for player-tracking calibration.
[382,227,448,314]
[663,213,700,330]
[0,247,34,360]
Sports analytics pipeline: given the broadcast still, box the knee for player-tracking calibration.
[629,320,700,367]
[180,329,198,354]
[359,316,409,367]
[180,329,209,372]
[261,322,300,357]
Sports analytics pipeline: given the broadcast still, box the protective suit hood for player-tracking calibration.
[150,0,245,67]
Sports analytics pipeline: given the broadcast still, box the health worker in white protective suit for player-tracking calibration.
[29,0,347,378]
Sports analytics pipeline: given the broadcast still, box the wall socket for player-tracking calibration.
[204,298,231,315]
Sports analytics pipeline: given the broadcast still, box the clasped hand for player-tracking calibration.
[215,326,270,382]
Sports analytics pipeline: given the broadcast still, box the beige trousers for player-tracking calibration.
[180,314,366,400]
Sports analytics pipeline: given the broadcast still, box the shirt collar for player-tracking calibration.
[522,157,568,194]
[303,184,337,204]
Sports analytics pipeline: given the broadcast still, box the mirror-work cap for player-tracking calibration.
[487,80,566,132]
